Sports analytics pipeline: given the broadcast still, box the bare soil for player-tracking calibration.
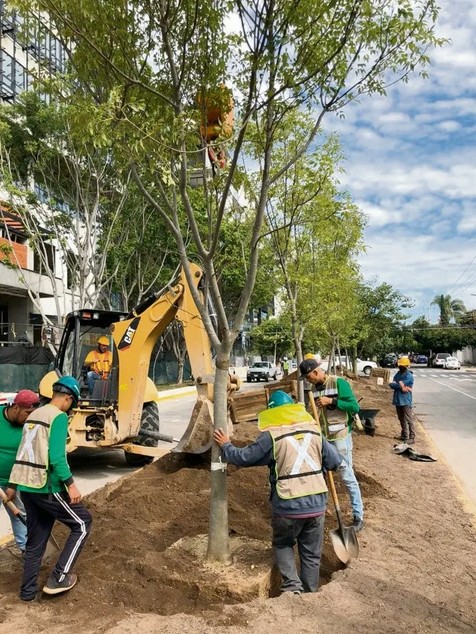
[0,378,475,634]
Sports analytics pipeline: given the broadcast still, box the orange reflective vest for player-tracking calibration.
[85,350,111,377]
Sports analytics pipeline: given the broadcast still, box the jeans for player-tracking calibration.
[333,433,364,520]
[0,485,27,551]
[87,371,100,395]
[396,405,415,439]
[271,514,325,593]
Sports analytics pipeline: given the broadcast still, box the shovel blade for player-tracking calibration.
[330,526,359,564]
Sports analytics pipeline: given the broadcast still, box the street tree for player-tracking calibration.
[0,93,176,328]
[262,115,365,378]
[16,0,445,562]
[353,281,413,359]
[249,316,294,362]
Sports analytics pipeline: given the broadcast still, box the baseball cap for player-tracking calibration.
[13,389,40,408]
[299,358,320,380]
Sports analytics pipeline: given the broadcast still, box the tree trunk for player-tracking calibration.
[206,350,231,563]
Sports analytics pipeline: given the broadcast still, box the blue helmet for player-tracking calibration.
[52,376,80,405]
[268,390,294,409]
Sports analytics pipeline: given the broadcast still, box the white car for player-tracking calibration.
[444,356,461,370]
[319,357,378,376]
[246,361,280,382]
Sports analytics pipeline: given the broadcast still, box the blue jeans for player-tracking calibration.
[0,485,27,551]
[333,433,364,520]
[87,371,100,395]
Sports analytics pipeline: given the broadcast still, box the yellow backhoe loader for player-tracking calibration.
[39,263,239,465]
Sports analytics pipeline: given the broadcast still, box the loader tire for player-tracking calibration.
[124,401,160,467]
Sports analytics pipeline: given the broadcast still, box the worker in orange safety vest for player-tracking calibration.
[83,336,112,395]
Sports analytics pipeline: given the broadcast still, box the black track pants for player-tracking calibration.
[20,491,92,600]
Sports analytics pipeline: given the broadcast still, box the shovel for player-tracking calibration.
[307,392,359,564]
[0,488,61,554]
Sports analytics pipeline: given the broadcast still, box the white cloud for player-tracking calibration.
[324,0,476,321]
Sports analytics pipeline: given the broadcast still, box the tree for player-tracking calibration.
[249,316,293,362]
[0,93,180,330]
[16,0,445,562]
[431,294,467,327]
[353,282,413,359]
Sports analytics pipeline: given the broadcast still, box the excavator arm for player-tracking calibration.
[110,262,236,453]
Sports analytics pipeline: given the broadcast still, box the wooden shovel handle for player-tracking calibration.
[307,390,344,522]
[0,487,26,525]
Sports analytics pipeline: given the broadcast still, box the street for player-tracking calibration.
[412,366,476,507]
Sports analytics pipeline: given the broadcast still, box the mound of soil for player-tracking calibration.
[0,378,475,634]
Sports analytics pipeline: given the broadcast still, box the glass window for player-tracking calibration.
[0,50,14,99]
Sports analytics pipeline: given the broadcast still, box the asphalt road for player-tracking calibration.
[412,366,476,508]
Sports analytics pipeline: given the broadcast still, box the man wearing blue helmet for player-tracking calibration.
[214,389,342,595]
[6,376,92,602]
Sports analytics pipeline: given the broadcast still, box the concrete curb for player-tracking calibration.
[157,386,197,401]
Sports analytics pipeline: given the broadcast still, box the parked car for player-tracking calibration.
[246,361,279,382]
[444,356,461,370]
[414,354,428,365]
[319,357,378,376]
[381,353,398,368]
[430,352,451,368]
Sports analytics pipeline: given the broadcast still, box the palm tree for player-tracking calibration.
[431,294,466,326]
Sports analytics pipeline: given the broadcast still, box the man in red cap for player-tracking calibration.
[0,390,39,553]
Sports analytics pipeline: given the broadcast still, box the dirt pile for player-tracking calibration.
[0,378,475,634]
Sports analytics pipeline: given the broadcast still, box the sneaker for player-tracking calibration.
[394,435,408,442]
[20,593,38,602]
[352,516,364,532]
[407,438,415,445]
[42,573,78,595]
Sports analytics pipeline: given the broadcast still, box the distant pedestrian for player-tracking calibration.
[299,358,365,532]
[282,358,290,376]
[214,390,342,595]
[389,357,415,444]
[0,390,40,554]
[6,376,92,601]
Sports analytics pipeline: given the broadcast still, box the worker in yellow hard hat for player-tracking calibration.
[389,356,415,444]
[83,336,112,395]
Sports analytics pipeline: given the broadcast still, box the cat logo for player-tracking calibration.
[118,317,140,351]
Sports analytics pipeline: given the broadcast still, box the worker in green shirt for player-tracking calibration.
[6,376,92,602]
[0,390,39,554]
[299,358,364,532]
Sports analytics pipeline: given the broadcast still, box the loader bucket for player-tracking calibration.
[170,398,212,454]
[173,397,234,454]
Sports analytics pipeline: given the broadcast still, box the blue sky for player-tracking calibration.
[324,0,476,324]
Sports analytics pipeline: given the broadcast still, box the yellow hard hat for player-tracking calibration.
[97,336,110,346]
[398,357,410,366]
[304,353,315,360]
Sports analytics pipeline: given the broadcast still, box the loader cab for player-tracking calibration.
[56,309,127,401]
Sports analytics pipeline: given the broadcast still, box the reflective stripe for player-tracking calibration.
[328,423,346,433]
[287,434,320,475]
[53,493,89,580]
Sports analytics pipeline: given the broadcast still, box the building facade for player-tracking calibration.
[0,3,72,346]
[0,1,66,103]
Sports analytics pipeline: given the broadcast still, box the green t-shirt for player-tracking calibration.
[0,405,24,486]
